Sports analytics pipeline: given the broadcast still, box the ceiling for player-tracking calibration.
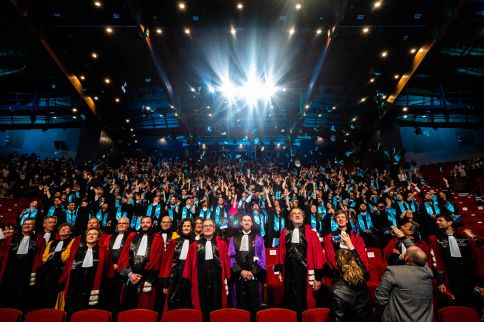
[1,0,483,148]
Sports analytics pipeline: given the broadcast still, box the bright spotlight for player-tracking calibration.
[208,85,215,93]
[230,27,237,36]
[220,81,238,101]
[289,27,295,36]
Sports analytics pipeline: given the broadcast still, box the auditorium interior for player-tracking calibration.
[0,0,483,322]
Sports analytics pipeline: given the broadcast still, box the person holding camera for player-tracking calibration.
[324,210,368,272]
[330,232,372,322]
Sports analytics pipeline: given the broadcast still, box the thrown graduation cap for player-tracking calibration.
[295,159,301,167]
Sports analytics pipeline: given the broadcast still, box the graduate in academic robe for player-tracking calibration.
[18,200,41,227]
[324,210,369,272]
[0,218,45,311]
[146,196,163,226]
[59,228,114,316]
[118,216,164,310]
[228,214,266,321]
[429,214,481,307]
[41,216,58,245]
[274,208,325,314]
[104,217,136,315]
[159,218,194,312]
[45,196,67,224]
[65,202,78,227]
[39,223,73,308]
[265,190,287,247]
[69,217,110,253]
[183,218,231,319]
[75,199,92,236]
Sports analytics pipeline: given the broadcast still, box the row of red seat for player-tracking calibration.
[0,308,330,322]
[0,306,479,322]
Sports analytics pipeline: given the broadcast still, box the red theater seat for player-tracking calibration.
[302,308,330,322]
[257,308,297,322]
[0,308,22,322]
[439,306,480,322]
[118,309,158,322]
[210,308,250,322]
[24,309,66,322]
[162,309,202,322]
[70,309,112,322]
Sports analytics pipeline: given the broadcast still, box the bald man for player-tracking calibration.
[376,228,433,322]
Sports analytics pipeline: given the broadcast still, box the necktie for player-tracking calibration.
[240,231,250,251]
[179,239,190,260]
[17,236,30,255]
[205,240,213,260]
[54,240,64,253]
[448,235,462,257]
[113,233,124,250]
[137,235,148,256]
[82,247,94,267]
[291,227,300,243]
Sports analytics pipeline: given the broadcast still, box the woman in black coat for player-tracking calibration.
[330,231,372,322]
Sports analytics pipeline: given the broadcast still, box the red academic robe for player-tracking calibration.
[276,225,326,309]
[116,233,164,309]
[103,232,136,260]
[428,233,480,288]
[383,238,432,267]
[324,230,369,270]
[182,236,231,310]
[0,234,45,283]
[59,240,114,306]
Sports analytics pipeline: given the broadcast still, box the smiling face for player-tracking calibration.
[335,212,348,228]
[117,218,130,233]
[241,215,253,232]
[85,229,100,246]
[290,208,304,227]
[202,219,216,238]
[181,220,192,235]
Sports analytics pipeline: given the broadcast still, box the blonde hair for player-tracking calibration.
[335,249,365,286]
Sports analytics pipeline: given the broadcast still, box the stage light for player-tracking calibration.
[303,112,306,116]
[115,98,120,103]
[208,85,215,93]
[208,113,212,117]
[316,28,322,35]
[394,74,400,79]
[206,105,210,109]
[410,48,417,54]
[134,140,138,143]
[190,87,195,92]
[220,81,238,101]
[125,118,130,123]
[332,106,336,110]
[403,115,408,119]
[93,1,101,7]
[72,108,78,112]
[230,27,237,36]
[130,128,134,132]
[369,78,375,83]
[184,28,191,35]
[94,96,99,101]
[145,106,151,111]
[156,28,162,34]
[237,3,243,10]
[381,50,388,58]
[362,27,369,34]
[104,77,111,84]
[305,104,309,109]
[360,97,367,103]
[79,75,85,80]
[282,87,287,92]
[178,2,186,10]
[374,1,382,9]
[318,114,322,117]
[91,52,98,59]
[295,3,302,10]
[174,112,178,116]
[73,116,77,119]
[402,107,408,112]
[105,27,113,34]
[352,117,357,122]
[289,27,295,36]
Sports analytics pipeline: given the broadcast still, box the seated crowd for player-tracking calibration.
[0,154,483,321]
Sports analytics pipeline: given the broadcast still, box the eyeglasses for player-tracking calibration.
[118,222,129,225]
[203,224,215,228]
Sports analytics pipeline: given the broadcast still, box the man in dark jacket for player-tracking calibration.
[375,227,433,322]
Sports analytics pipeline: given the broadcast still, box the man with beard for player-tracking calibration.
[118,216,164,309]
[228,214,266,321]
[104,217,136,314]
[183,218,231,319]
[429,214,481,307]
[0,218,45,311]
[383,223,431,266]
[39,223,73,308]
[274,208,325,315]
[159,218,194,312]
